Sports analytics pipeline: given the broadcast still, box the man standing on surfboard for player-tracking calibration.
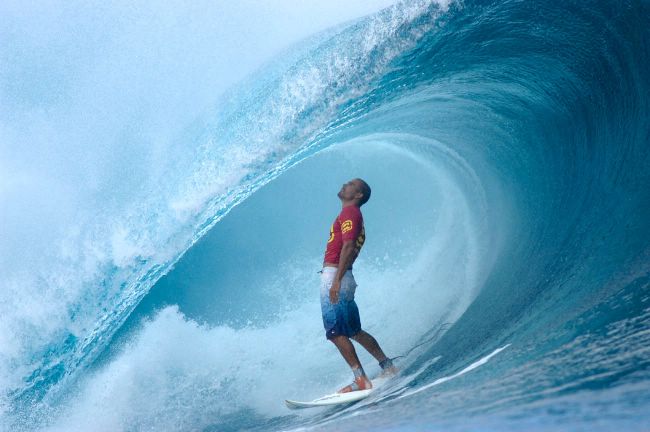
[321,178,397,393]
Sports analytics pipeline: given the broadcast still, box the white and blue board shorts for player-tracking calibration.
[320,267,362,340]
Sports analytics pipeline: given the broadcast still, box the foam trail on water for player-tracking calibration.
[395,344,511,399]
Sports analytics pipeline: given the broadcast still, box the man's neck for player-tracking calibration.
[340,201,359,209]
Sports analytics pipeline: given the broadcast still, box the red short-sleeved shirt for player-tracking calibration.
[324,205,365,265]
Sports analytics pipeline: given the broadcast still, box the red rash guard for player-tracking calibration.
[324,205,365,265]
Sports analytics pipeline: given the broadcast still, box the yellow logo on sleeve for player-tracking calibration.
[341,219,353,234]
[327,224,334,243]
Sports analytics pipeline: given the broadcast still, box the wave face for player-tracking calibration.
[2,0,650,430]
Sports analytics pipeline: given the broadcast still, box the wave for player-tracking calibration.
[2,0,650,430]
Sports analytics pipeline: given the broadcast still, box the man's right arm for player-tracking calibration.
[330,240,357,304]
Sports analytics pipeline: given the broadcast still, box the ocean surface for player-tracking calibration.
[1,0,649,431]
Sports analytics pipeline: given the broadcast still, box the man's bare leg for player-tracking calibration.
[330,335,372,392]
[352,330,398,375]
[330,335,362,368]
[351,330,388,362]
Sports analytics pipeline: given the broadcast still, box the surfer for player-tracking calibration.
[321,178,397,393]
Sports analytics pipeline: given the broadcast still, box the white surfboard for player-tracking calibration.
[285,375,393,410]
[285,388,373,409]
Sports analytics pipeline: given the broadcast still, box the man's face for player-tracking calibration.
[337,179,362,201]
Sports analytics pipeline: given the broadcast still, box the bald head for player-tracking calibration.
[337,178,372,206]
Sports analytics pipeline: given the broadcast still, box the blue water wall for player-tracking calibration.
[2,0,649,431]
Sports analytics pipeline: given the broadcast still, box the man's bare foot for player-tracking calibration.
[338,375,373,393]
[379,365,399,378]
[378,357,399,377]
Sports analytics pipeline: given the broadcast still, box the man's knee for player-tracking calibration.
[330,335,350,345]
[351,330,367,342]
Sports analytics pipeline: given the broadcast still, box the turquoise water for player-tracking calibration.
[1,0,649,430]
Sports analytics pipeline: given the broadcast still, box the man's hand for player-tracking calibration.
[330,279,341,304]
